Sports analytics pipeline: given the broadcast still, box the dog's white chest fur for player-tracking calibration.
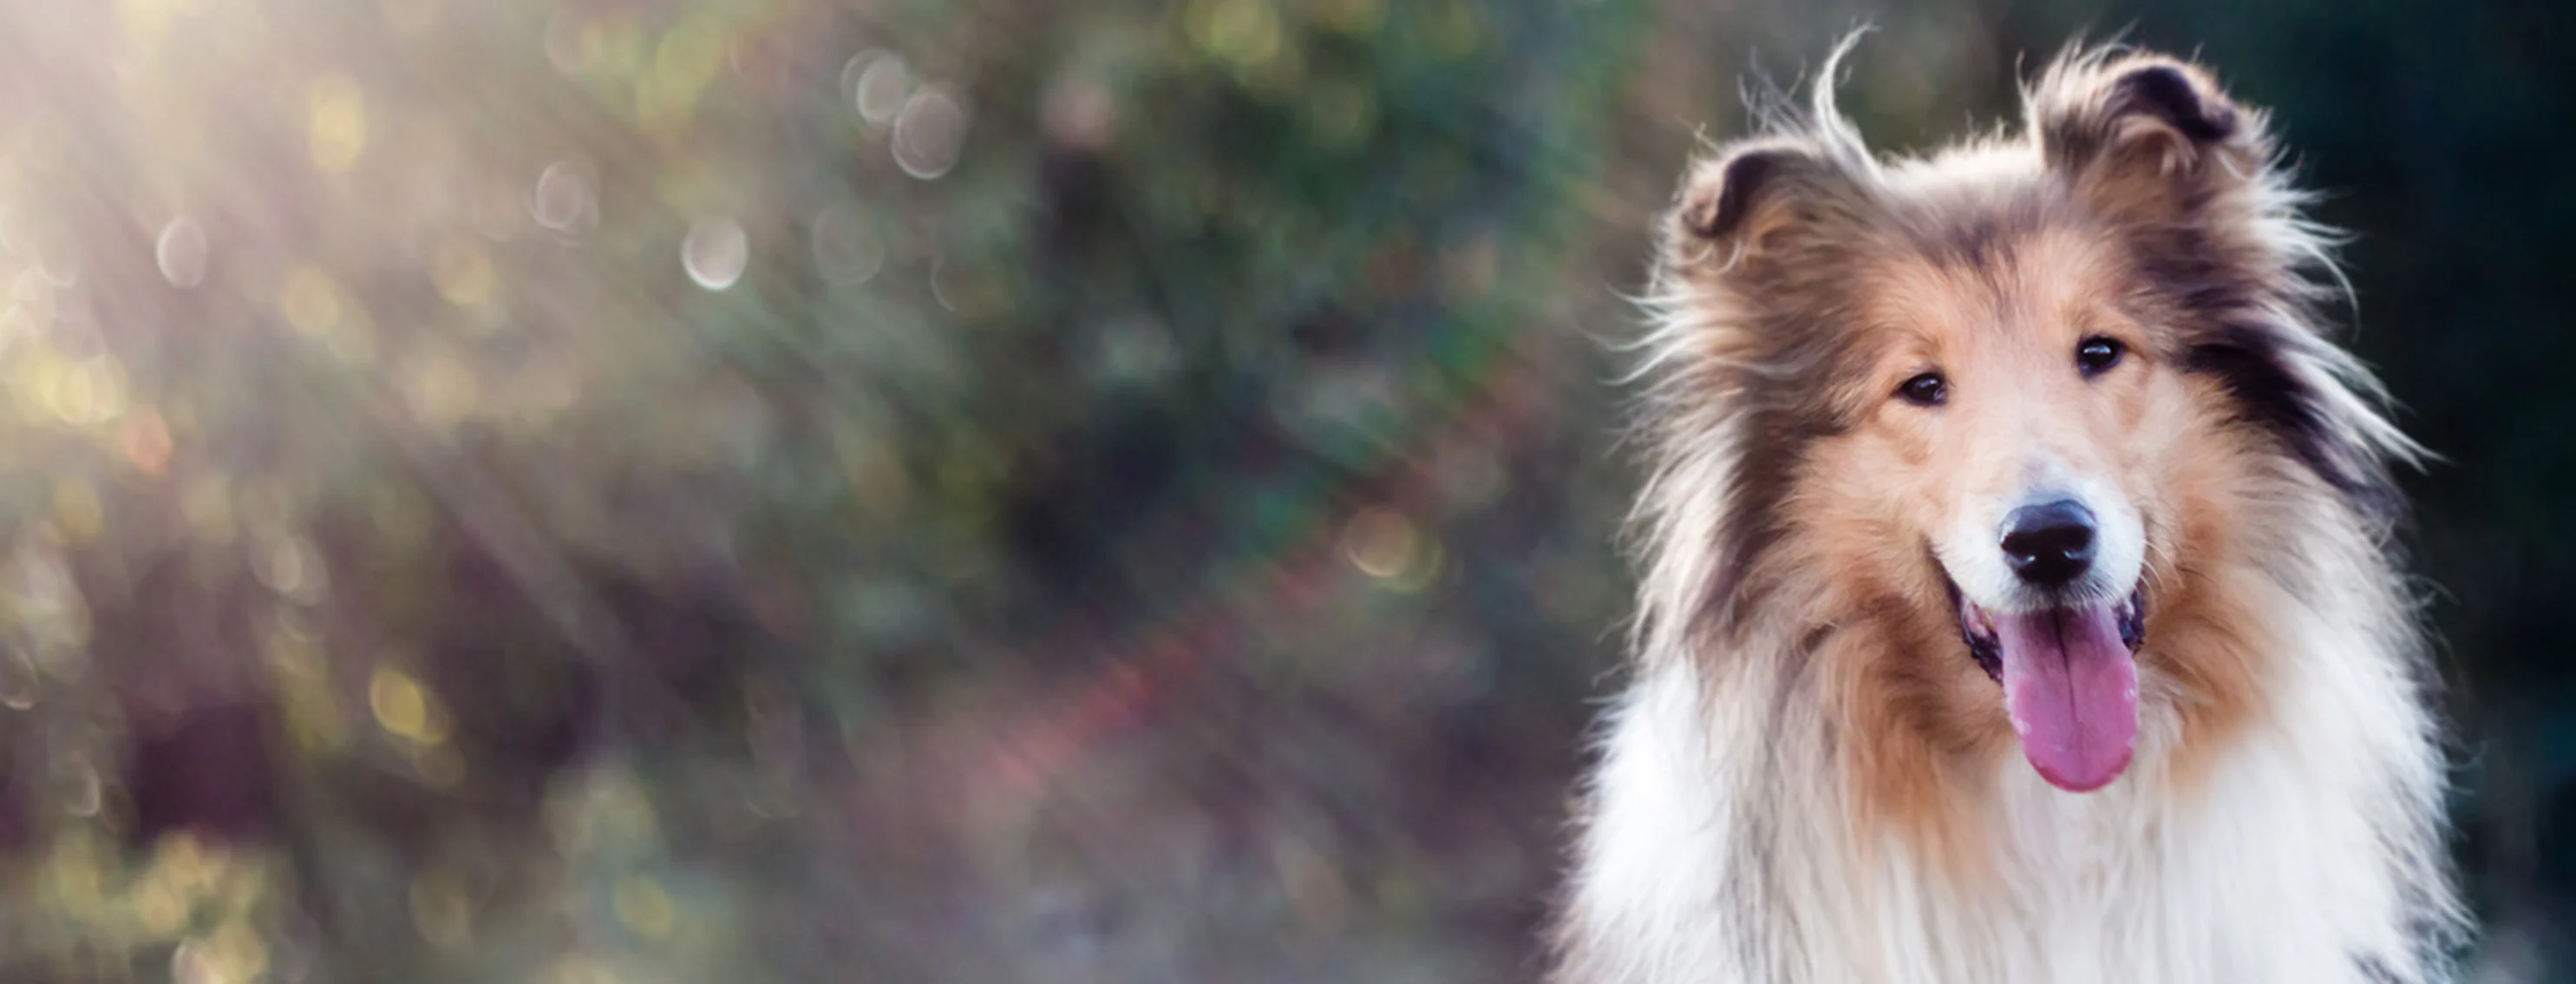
[1559,645,2446,984]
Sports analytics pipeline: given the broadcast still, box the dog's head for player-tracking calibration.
[1639,47,2416,796]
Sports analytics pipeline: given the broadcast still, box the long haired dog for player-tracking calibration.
[1553,44,2464,983]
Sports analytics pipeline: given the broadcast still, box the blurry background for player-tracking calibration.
[0,0,2564,981]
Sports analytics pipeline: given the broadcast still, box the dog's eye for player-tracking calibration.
[1895,371,1948,407]
[2076,337,2125,377]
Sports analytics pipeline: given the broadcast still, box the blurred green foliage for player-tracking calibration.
[0,0,2564,981]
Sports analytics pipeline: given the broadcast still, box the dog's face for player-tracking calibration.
[1823,227,2179,792]
[1650,53,2403,797]
[1864,230,2156,623]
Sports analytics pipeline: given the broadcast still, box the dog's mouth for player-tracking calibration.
[1951,581,2147,793]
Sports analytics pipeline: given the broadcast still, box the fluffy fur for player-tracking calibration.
[1552,42,2466,984]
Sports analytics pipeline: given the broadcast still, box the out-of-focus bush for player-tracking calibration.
[0,0,2565,981]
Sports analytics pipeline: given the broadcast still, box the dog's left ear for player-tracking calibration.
[2030,52,2267,219]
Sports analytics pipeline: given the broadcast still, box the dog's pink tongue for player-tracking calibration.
[1996,605,2138,792]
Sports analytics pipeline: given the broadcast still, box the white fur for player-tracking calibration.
[1553,43,2462,984]
[1559,540,2456,982]
[1936,466,2146,617]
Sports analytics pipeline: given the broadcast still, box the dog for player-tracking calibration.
[1551,42,2466,984]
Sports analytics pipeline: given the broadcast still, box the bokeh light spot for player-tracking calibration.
[170,938,223,984]
[546,769,660,854]
[849,51,909,127]
[1309,77,1379,148]
[156,216,208,287]
[42,357,129,426]
[270,625,351,752]
[281,266,343,334]
[155,832,209,885]
[591,16,645,77]
[52,479,104,545]
[121,407,173,475]
[1273,836,1350,935]
[305,75,369,173]
[6,538,92,661]
[431,238,495,309]
[683,217,749,290]
[533,161,598,233]
[369,666,449,745]
[1042,75,1116,151]
[134,876,189,936]
[808,207,884,285]
[541,12,588,75]
[402,349,481,429]
[892,89,969,180]
[409,870,475,948]
[1342,507,1417,580]
[633,20,723,128]
[252,534,329,605]
[654,19,726,102]
[171,922,268,984]
[842,435,911,521]
[281,266,376,363]
[1189,0,1283,68]
[1339,506,1442,592]
[612,875,674,939]
[1088,317,1175,387]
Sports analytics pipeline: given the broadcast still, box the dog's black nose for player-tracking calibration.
[2002,499,2097,588]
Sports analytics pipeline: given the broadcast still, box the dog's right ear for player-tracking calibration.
[1664,138,1853,272]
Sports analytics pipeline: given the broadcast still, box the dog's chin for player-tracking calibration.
[1947,577,2148,793]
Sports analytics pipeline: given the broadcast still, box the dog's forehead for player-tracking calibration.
[1883,171,2064,267]
[1863,220,2128,347]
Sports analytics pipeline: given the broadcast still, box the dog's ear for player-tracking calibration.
[2030,52,2266,220]
[1664,137,1860,272]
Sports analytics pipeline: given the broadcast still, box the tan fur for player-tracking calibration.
[1556,42,2462,984]
[1784,224,2284,863]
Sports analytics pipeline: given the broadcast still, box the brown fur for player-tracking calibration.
[1559,42,2458,984]
[1641,49,2398,865]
